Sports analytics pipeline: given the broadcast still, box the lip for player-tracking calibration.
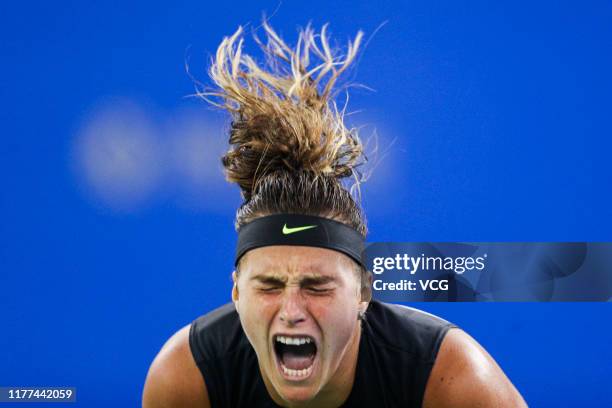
[271,333,319,383]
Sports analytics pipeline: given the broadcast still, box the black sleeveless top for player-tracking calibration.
[189,300,456,408]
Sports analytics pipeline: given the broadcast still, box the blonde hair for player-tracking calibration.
[199,21,368,236]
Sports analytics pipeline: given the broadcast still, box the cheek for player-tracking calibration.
[243,290,281,317]
[311,293,360,348]
[237,290,277,342]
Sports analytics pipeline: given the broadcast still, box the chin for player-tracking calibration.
[277,384,318,406]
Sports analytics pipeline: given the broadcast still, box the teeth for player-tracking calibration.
[276,336,312,345]
[281,362,314,378]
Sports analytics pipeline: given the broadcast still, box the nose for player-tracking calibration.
[279,287,306,326]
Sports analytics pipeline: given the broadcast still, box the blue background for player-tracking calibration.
[1,1,611,407]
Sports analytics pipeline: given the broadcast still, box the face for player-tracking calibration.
[232,246,367,406]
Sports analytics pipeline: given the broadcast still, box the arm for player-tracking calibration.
[423,328,527,408]
[142,325,210,408]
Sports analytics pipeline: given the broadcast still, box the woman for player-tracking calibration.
[143,21,526,408]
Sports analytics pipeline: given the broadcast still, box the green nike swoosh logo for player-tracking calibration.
[282,223,318,235]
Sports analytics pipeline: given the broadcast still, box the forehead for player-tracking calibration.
[240,245,352,278]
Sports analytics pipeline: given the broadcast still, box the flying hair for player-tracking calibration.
[199,21,367,201]
[194,19,371,248]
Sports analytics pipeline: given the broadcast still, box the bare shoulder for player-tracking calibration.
[423,328,527,408]
[142,324,210,408]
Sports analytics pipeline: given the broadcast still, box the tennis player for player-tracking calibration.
[143,22,527,408]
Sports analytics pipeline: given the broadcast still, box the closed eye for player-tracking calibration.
[258,286,283,293]
[306,287,333,294]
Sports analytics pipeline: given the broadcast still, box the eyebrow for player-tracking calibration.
[299,276,336,286]
[251,275,286,285]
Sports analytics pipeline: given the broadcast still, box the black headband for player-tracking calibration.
[236,214,365,268]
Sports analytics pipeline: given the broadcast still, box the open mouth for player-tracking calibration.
[273,335,318,380]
